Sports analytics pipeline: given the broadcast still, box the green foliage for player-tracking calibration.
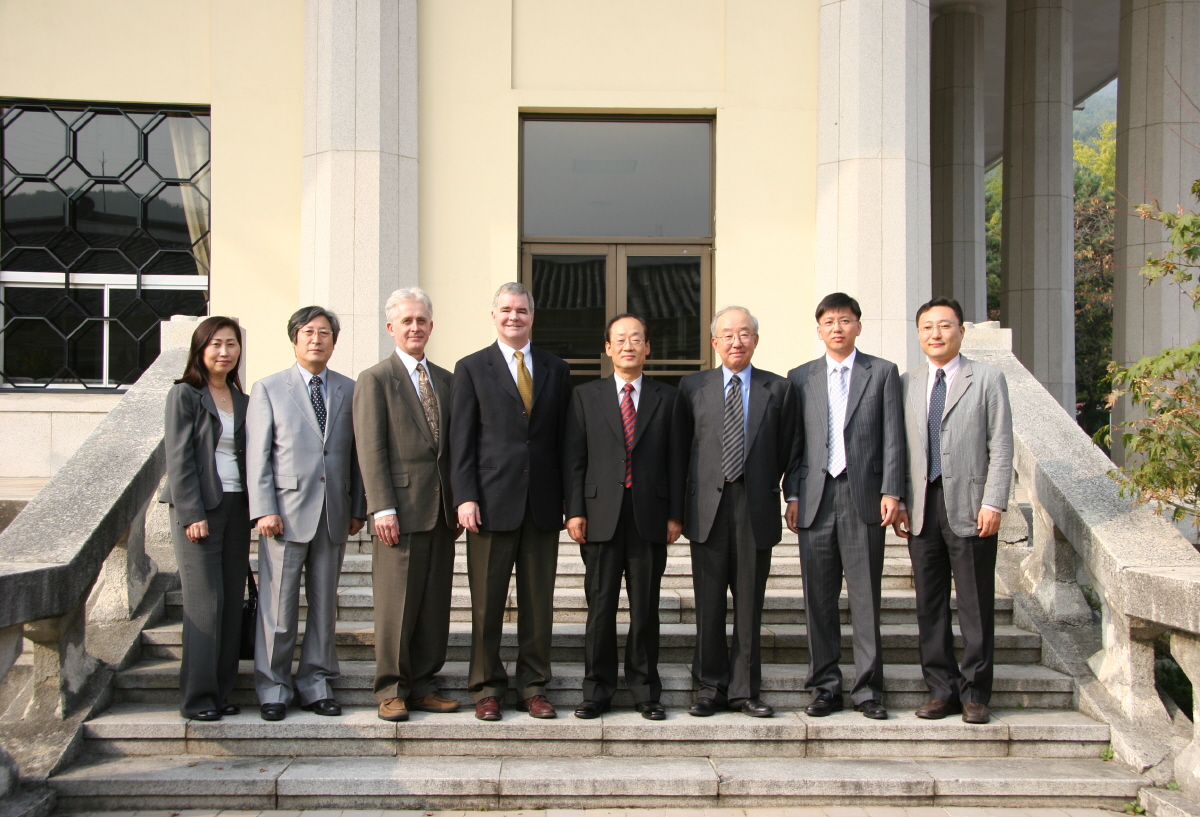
[985,166,1003,320]
[1124,801,1146,815]
[1105,174,1200,526]
[1075,120,1118,191]
[1100,745,1115,761]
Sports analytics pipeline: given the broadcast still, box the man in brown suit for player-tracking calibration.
[354,287,462,722]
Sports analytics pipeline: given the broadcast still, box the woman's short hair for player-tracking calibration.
[385,287,434,322]
[177,316,244,392]
[287,305,341,344]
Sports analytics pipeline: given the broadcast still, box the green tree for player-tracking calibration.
[1105,177,1200,525]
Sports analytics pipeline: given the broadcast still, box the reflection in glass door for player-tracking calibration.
[522,244,711,387]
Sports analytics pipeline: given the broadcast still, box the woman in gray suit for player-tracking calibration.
[159,316,251,720]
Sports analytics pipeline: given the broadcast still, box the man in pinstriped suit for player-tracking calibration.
[784,292,905,720]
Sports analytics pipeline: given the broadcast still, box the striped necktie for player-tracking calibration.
[721,374,744,481]
[620,382,636,488]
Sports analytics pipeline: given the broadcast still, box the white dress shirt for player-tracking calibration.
[375,348,439,521]
[215,409,243,492]
[615,373,643,411]
[497,339,534,387]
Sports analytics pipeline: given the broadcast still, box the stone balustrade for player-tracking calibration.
[962,323,1200,798]
[0,316,199,803]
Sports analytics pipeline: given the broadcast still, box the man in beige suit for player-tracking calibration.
[354,288,462,722]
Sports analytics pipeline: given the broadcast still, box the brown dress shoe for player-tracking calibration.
[475,696,502,721]
[961,702,991,724]
[378,697,409,722]
[914,698,962,719]
[409,692,462,713]
[516,694,557,719]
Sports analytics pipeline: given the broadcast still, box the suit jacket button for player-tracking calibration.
[523,470,529,476]
[320,476,326,482]
[324,450,329,456]
[527,440,531,445]
[434,485,440,491]
[717,487,723,493]
[522,411,528,418]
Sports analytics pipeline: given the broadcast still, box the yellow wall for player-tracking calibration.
[419,0,821,375]
[0,0,304,385]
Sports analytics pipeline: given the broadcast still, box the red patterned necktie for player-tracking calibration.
[620,382,636,488]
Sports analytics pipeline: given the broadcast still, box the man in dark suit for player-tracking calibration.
[450,282,572,721]
[564,314,686,721]
[354,287,461,723]
[784,292,904,720]
[248,306,367,721]
[893,296,1013,725]
[675,306,797,718]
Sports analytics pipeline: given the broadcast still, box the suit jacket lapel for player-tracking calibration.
[844,354,872,427]
[745,368,768,453]
[433,365,451,455]
[199,386,220,422]
[486,343,525,408]
[633,378,662,447]
[602,376,626,446]
[391,354,437,450]
[325,374,345,438]
[532,349,549,410]
[286,366,324,439]
[910,365,930,452]
[943,356,974,418]
[232,388,247,433]
[807,362,829,461]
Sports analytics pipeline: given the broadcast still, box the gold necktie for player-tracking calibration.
[416,362,439,445]
[514,350,533,413]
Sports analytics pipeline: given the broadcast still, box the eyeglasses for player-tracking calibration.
[716,331,756,345]
[819,318,859,329]
[611,338,645,348]
[299,328,333,339]
[918,322,960,335]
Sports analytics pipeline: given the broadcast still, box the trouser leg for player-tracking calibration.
[513,508,560,699]
[622,514,667,705]
[294,511,345,705]
[908,483,961,703]
[798,475,845,698]
[215,492,251,707]
[407,516,456,700]
[466,527,518,701]
[172,504,224,717]
[580,531,623,705]
[727,482,770,705]
[254,532,307,705]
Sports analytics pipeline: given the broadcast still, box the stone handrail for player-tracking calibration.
[0,317,200,801]
[961,323,1200,797]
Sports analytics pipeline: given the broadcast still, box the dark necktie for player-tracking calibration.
[722,374,744,481]
[310,374,327,436]
[928,368,946,482]
[620,382,636,488]
[416,363,440,445]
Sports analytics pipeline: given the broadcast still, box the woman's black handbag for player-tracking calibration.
[239,564,258,661]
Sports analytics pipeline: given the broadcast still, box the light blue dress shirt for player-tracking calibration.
[720,363,752,439]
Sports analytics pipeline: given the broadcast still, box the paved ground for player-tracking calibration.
[57,807,1124,817]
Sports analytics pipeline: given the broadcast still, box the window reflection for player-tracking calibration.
[530,254,607,360]
[627,256,702,361]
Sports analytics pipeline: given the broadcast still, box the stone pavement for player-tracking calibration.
[56,807,1125,817]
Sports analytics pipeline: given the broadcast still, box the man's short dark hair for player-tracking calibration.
[287,305,342,344]
[915,297,964,326]
[604,313,650,344]
[815,292,862,321]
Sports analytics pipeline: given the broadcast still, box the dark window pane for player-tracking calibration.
[4,181,67,245]
[47,229,88,266]
[74,182,139,247]
[109,289,206,384]
[2,248,63,272]
[124,164,161,197]
[1,287,103,385]
[147,114,210,181]
[74,111,139,178]
[146,183,207,250]
[66,318,104,384]
[523,120,712,238]
[4,109,68,175]
[530,254,606,360]
[51,161,89,196]
[627,256,702,360]
[72,249,137,274]
[143,250,203,276]
[119,231,157,268]
[3,318,65,383]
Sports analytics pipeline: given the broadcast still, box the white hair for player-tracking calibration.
[385,287,433,322]
[710,305,759,336]
[492,281,535,313]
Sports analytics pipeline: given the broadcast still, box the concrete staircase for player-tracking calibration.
[48,531,1148,810]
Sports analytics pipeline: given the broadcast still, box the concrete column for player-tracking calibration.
[931,5,987,323]
[1000,0,1076,412]
[1112,0,1200,459]
[301,0,419,377]
[817,0,932,367]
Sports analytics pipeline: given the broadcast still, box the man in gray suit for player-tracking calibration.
[248,306,367,721]
[675,306,797,718]
[785,292,904,720]
[893,296,1013,725]
[354,288,461,723]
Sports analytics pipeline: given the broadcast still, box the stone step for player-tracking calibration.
[166,587,1013,626]
[112,659,1075,710]
[48,753,1146,810]
[248,552,919,590]
[82,702,1110,760]
[141,621,1042,665]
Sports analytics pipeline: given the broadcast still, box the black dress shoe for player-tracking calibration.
[260,703,287,721]
[855,699,888,720]
[804,691,844,717]
[300,698,342,716]
[192,710,221,721]
[219,704,241,716]
[636,701,666,720]
[737,698,774,718]
[688,698,718,717]
[573,700,608,719]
